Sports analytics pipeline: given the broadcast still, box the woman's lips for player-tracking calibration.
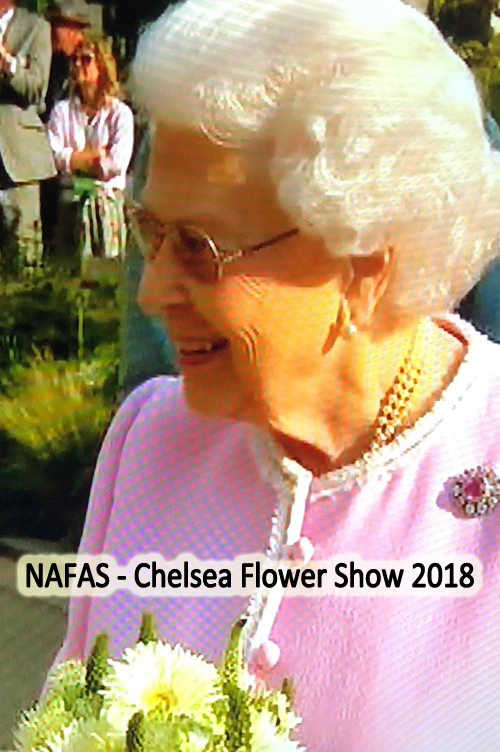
[175,338,229,366]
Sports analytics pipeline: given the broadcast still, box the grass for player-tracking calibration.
[0,266,122,548]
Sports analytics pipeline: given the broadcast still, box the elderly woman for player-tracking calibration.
[54,0,500,749]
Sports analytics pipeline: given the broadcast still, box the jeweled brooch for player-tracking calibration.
[451,466,500,518]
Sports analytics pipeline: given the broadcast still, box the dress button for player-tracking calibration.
[284,536,315,564]
[248,639,281,673]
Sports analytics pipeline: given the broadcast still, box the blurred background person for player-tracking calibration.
[41,0,91,257]
[47,31,133,271]
[45,0,91,118]
[0,0,55,275]
[119,123,177,398]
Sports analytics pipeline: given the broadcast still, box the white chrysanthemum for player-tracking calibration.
[44,660,93,718]
[102,642,219,731]
[14,658,95,752]
[253,689,301,736]
[15,717,79,752]
[46,661,86,694]
[44,716,125,752]
[250,709,304,752]
[14,698,76,752]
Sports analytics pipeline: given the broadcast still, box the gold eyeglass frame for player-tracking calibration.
[128,201,299,283]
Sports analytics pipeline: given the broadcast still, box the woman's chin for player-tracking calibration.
[181,379,255,423]
[182,379,236,418]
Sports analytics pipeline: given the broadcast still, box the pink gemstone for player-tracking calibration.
[462,476,483,499]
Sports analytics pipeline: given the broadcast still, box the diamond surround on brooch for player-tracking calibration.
[452,466,500,518]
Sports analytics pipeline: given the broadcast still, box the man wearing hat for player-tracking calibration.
[45,0,91,117]
[0,0,55,274]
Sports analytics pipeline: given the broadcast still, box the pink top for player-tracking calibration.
[56,316,500,752]
[47,98,134,191]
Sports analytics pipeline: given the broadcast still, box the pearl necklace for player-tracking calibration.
[372,318,429,449]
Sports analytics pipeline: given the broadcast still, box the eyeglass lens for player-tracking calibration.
[172,225,219,283]
[132,209,218,282]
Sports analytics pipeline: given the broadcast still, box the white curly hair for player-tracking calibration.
[133,0,500,318]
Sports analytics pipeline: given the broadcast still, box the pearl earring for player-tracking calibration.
[340,299,357,338]
[346,320,358,337]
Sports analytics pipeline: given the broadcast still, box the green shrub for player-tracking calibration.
[0,271,120,391]
[429,0,500,124]
[0,350,118,549]
[430,0,497,46]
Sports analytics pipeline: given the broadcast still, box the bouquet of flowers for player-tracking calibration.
[14,615,303,752]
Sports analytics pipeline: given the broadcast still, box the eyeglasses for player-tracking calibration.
[128,203,299,284]
[72,52,95,66]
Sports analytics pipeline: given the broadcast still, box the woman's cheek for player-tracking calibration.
[229,325,261,381]
[209,277,271,330]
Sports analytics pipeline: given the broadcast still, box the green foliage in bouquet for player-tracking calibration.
[85,634,110,717]
[126,711,146,752]
[137,613,157,646]
[14,612,304,752]
[213,619,252,751]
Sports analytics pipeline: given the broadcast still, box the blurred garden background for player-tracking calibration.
[0,270,120,553]
[0,0,180,556]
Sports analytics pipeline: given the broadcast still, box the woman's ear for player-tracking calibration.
[344,247,393,328]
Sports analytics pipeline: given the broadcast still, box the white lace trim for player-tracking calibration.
[242,314,490,655]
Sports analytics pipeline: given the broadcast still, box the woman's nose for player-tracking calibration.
[137,247,190,317]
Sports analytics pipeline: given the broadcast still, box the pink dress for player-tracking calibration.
[56,316,500,752]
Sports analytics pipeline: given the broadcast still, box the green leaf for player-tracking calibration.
[218,620,251,752]
[280,677,295,707]
[137,611,158,645]
[85,632,109,715]
[126,710,146,752]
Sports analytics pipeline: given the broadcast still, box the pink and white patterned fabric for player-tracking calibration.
[55,316,500,752]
